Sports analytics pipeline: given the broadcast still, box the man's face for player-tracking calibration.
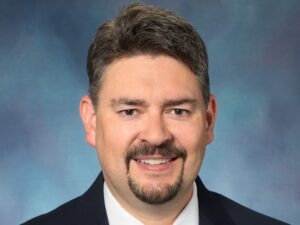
[80,55,216,206]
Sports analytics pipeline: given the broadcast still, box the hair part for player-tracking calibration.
[87,3,210,108]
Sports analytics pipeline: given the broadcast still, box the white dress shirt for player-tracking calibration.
[104,182,199,225]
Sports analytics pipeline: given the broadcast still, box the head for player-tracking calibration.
[87,3,210,109]
[80,3,217,210]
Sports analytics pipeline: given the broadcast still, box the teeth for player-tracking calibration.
[137,159,171,165]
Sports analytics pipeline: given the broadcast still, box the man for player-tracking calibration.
[23,3,288,225]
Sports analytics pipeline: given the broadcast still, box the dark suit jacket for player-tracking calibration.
[22,173,288,225]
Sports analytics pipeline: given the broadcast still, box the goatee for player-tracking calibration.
[125,142,187,204]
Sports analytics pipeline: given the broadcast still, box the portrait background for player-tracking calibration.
[0,0,299,224]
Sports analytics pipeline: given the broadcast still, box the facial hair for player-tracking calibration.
[125,142,187,204]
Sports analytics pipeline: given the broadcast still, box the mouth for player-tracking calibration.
[134,157,178,165]
[125,143,187,172]
[131,155,180,172]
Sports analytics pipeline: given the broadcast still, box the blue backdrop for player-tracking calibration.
[0,0,299,224]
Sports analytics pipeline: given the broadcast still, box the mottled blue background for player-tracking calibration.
[0,0,299,224]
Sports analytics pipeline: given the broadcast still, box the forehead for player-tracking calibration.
[99,54,203,103]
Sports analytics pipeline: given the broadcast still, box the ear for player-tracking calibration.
[205,95,217,144]
[79,96,96,147]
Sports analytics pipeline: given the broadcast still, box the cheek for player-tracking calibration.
[185,132,206,165]
[95,117,138,169]
[182,132,206,180]
[172,121,207,169]
[172,117,206,149]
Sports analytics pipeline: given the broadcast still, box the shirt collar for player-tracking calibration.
[104,182,199,225]
[174,182,199,225]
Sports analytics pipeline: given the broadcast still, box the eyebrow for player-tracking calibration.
[161,98,197,108]
[110,98,148,108]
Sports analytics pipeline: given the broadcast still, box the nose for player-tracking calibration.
[138,114,173,146]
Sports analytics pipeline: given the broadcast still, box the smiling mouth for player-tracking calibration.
[134,157,178,165]
[125,143,187,171]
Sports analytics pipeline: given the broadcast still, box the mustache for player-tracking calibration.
[125,142,187,170]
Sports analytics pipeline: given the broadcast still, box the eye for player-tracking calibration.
[170,108,190,117]
[118,109,138,118]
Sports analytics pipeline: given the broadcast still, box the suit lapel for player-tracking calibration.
[196,177,236,225]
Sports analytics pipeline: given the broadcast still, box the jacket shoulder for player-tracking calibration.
[213,192,289,225]
[21,173,108,225]
[21,195,84,225]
